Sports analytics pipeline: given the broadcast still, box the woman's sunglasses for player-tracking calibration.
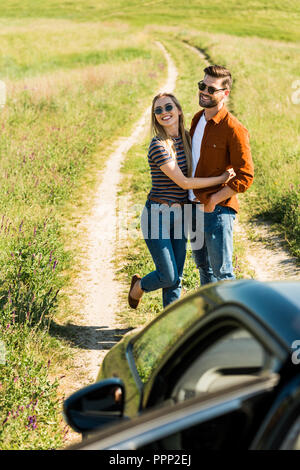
[154,103,174,115]
[198,81,227,95]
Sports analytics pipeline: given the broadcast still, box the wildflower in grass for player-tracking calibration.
[53,260,58,270]
[27,415,37,430]
[2,416,9,426]
[19,220,24,232]
[30,400,38,411]
[63,425,69,441]
[234,255,241,274]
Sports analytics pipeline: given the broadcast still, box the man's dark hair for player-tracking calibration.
[203,65,232,90]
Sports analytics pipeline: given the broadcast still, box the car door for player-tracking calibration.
[71,374,279,450]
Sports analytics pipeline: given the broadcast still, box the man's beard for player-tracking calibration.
[199,93,218,108]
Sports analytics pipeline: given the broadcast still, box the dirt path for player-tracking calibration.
[235,219,300,280]
[62,41,177,445]
[184,41,300,282]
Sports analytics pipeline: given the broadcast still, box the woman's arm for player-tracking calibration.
[160,159,235,190]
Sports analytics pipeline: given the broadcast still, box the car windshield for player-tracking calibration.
[132,296,208,383]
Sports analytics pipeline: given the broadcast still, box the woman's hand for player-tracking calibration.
[221,168,236,183]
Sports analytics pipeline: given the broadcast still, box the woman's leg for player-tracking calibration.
[140,202,181,304]
[140,202,187,308]
[162,234,186,307]
[141,236,180,294]
[162,207,187,307]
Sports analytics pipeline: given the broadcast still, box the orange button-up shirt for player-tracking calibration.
[190,106,254,213]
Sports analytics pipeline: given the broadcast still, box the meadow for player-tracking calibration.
[0,0,299,449]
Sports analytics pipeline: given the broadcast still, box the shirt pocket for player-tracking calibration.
[202,141,227,170]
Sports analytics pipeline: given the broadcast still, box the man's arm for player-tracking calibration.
[205,123,254,212]
[204,186,237,212]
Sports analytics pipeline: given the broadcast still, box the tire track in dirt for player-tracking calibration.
[184,41,300,281]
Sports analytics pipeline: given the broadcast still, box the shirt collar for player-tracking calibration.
[209,104,228,124]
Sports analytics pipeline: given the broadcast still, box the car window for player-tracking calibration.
[171,327,269,403]
[132,296,208,383]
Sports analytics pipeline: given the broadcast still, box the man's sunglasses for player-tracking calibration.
[198,81,227,95]
[154,103,174,115]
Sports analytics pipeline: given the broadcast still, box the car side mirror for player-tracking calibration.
[63,378,126,434]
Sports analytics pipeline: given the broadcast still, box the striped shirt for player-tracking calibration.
[147,136,188,203]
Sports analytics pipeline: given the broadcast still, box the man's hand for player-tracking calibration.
[204,185,238,212]
[204,196,216,213]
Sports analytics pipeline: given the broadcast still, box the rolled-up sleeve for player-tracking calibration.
[227,124,254,193]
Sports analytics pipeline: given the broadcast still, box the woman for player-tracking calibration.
[128,93,235,309]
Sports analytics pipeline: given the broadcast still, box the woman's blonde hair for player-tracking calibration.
[150,93,192,177]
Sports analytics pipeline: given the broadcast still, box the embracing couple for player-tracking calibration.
[128,65,254,310]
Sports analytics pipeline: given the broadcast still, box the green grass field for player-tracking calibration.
[0,0,299,449]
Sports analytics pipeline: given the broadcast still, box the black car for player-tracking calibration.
[64,279,300,450]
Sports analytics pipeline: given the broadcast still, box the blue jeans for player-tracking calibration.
[191,203,236,285]
[140,200,187,308]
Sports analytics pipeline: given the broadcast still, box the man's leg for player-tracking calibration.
[205,205,236,281]
[192,240,218,285]
[190,203,217,285]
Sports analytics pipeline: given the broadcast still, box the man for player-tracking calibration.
[189,65,254,285]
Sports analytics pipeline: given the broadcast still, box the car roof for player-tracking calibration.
[132,280,300,352]
[204,280,300,348]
